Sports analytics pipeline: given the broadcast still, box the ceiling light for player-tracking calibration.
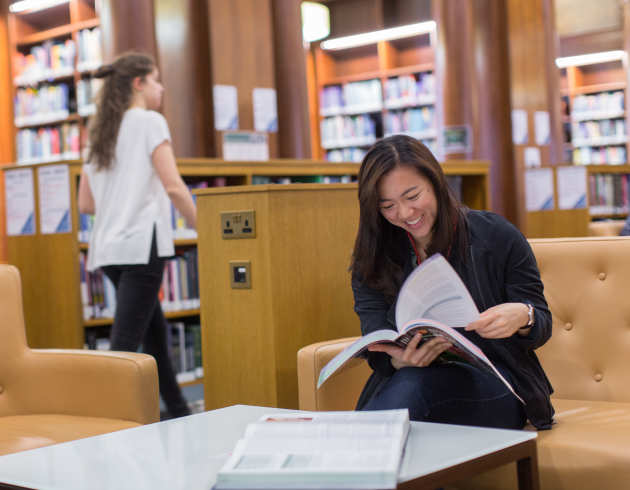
[555,50,627,68]
[9,0,69,13]
[320,21,436,51]
[301,2,330,43]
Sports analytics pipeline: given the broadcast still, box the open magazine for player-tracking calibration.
[317,254,523,404]
[214,409,410,490]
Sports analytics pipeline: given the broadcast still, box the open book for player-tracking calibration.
[318,254,523,404]
[214,409,410,490]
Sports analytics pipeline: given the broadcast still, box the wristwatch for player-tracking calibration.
[520,303,535,330]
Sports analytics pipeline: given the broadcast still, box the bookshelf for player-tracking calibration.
[309,31,437,162]
[2,158,489,391]
[7,0,102,166]
[559,60,628,166]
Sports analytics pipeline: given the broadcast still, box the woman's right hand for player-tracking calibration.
[368,333,452,369]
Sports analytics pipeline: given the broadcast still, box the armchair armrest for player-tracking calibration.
[11,349,159,424]
[297,337,371,411]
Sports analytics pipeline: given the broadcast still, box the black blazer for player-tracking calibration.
[352,210,555,429]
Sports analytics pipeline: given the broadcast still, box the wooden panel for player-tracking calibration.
[305,47,321,159]
[382,0,432,26]
[525,209,590,238]
[559,27,623,58]
[99,0,157,63]
[328,0,383,37]
[154,0,213,157]
[270,0,311,158]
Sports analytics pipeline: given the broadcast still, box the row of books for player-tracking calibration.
[320,114,377,149]
[79,250,200,321]
[251,175,355,184]
[16,123,80,165]
[572,145,627,165]
[383,72,436,107]
[326,148,368,162]
[571,91,624,118]
[76,27,102,72]
[83,321,204,385]
[589,173,630,215]
[14,84,70,125]
[13,28,102,85]
[572,119,626,144]
[13,39,75,85]
[167,322,204,383]
[383,107,436,137]
[76,77,103,115]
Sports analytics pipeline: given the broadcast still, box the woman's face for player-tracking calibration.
[377,165,438,250]
[139,67,164,110]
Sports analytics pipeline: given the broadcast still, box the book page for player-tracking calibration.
[395,254,479,329]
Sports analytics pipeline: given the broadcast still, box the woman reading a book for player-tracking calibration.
[352,135,554,430]
[78,52,196,419]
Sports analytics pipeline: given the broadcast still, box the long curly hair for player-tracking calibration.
[87,52,155,170]
[351,135,468,299]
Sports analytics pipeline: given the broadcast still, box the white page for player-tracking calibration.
[4,168,35,236]
[525,168,554,211]
[213,84,239,130]
[534,110,550,145]
[511,109,528,144]
[557,166,587,209]
[253,87,278,132]
[395,254,479,329]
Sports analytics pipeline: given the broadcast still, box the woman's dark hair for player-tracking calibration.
[351,135,468,298]
[87,52,156,170]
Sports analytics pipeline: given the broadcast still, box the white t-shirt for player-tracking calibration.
[84,108,175,271]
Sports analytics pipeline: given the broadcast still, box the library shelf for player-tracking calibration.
[84,309,202,328]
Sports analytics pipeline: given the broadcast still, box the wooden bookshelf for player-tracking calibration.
[308,30,437,162]
[2,158,488,392]
[7,0,102,166]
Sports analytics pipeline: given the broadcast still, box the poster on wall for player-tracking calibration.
[442,125,472,154]
[534,111,551,145]
[213,85,239,131]
[4,168,35,236]
[253,88,278,132]
[525,168,554,211]
[524,147,541,168]
[511,109,528,144]
[557,166,587,209]
[223,132,269,161]
[37,164,71,234]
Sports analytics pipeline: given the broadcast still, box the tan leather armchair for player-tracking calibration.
[588,220,624,236]
[0,264,159,455]
[298,236,630,490]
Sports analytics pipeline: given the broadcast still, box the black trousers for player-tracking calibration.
[102,235,190,417]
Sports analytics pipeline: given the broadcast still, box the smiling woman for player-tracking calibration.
[349,135,555,430]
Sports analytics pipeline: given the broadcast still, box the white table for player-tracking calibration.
[0,405,538,490]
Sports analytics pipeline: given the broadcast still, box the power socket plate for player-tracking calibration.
[221,210,256,239]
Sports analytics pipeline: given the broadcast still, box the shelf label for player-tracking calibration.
[443,125,472,154]
[222,131,269,161]
[5,168,35,236]
[37,164,71,234]
[253,87,278,132]
[557,166,587,209]
[525,168,554,211]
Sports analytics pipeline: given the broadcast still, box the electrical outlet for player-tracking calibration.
[229,261,251,289]
[221,210,256,239]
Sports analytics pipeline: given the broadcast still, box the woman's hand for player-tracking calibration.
[368,333,452,369]
[465,303,529,338]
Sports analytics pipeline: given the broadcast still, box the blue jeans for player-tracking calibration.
[361,362,526,429]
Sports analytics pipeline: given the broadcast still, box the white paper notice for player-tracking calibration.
[557,166,587,209]
[37,164,71,234]
[525,168,554,211]
[213,85,239,131]
[253,88,278,132]
[223,132,269,161]
[524,146,541,168]
[5,168,35,236]
[534,111,550,145]
[511,109,528,144]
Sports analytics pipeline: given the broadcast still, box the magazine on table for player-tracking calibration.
[213,409,410,490]
[317,254,523,404]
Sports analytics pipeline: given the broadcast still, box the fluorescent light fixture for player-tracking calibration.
[555,50,627,68]
[9,0,69,13]
[320,21,436,51]
[301,2,330,43]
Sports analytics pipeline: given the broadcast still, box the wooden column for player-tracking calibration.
[206,0,278,158]
[433,0,517,223]
[507,0,563,233]
[270,0,311,158]
[0,0,13,262]
[153,0,213,157]
[99,0,158,63]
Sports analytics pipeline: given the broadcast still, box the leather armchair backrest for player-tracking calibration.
[531,236,630,403]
